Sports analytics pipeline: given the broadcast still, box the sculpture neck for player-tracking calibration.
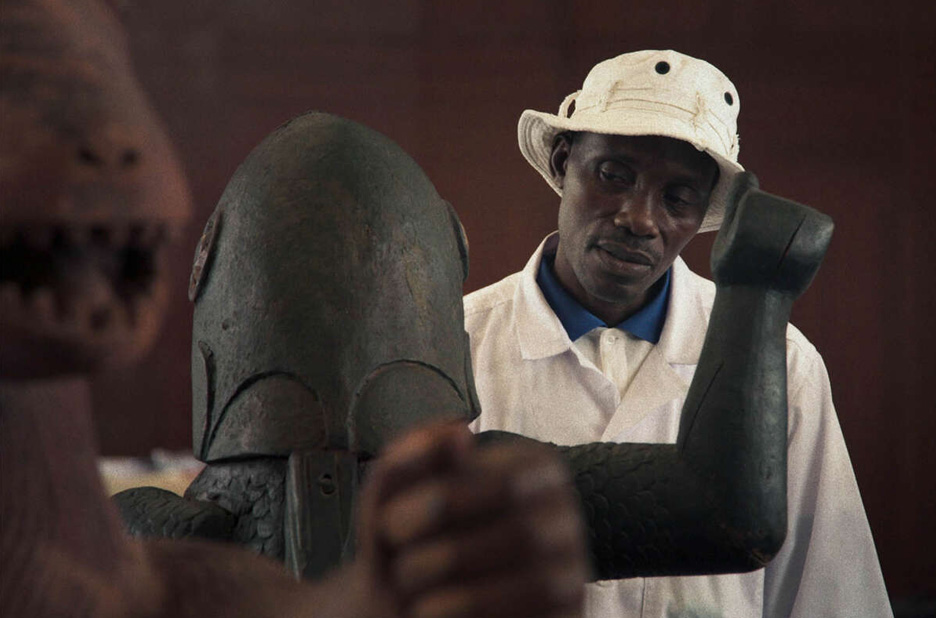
[0,376,138,596]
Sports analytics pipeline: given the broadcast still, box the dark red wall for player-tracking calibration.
[91,0,936,602]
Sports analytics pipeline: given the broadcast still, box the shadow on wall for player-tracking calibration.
[892,597,936,618]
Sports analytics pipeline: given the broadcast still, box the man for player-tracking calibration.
[465,50,892,618]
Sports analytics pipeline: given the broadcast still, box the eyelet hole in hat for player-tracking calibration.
[724,92,734,105]
[566,98,576,118]
[655,61,670,74]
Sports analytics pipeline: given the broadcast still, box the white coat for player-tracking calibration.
[465,234,892,618]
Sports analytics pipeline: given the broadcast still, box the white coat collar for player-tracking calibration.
[657,255,712,365]
[512,233,712,366]
[513,233,572,360]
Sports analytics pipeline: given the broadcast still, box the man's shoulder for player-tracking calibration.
[676,261,821,361]
[463,272,522,319]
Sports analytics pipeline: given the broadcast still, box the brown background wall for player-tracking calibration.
[91,0,935,604]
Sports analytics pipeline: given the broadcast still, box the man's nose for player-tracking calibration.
[612,193,658,237]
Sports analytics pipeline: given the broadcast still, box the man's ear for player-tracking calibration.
[549,133,573,190]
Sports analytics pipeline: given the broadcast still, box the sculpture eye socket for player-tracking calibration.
[189,206,222,302]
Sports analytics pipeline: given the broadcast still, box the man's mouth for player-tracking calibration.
[594,240,655,269]
[0,221,175,339]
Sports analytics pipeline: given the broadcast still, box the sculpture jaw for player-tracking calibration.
[0,218,181,378]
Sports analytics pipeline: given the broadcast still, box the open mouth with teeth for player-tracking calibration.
[0,220,176,357]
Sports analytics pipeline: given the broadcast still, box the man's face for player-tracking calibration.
[551,132,718,324]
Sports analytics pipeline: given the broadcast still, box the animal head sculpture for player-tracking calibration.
[190,112,478,463]
[0,0,191,378]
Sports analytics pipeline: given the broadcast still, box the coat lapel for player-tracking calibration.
[600,345,687,440]
[600,257,713,441]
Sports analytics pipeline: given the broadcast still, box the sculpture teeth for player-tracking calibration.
[0,219,177,335]
[153,223,169,247]
[87,306,114,332]
[22,227,55,251]
[51,226,69,249]
[128,223,146,247]
[0,283,21,316]
[73,264,116,314]
[110,223,131,248]
[68,225,91,248]
[30,287,57,322]
[117,302,135,330]
[55,290,76,321]
[131,222,165,250]
[124,296,139,326]
[0,221,179,252]
[139,223,158,248]
[89,225,111,247]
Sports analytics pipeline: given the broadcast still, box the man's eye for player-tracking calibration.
[666,187,701,207]
[597,163,634,185]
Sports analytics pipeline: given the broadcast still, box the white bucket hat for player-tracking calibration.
[518,49,743,233]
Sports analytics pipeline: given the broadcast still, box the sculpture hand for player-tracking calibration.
[356,421,587,618]
[711,171,834,298]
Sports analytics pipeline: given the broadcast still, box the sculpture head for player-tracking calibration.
[190,112,478,462]
[0,0,191,379]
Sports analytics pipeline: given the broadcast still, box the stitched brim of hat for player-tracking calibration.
[518,109,744,233]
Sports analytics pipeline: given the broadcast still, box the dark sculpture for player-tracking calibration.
[116,110,833,581]
[1,2,588,617]
[120,111,479,578]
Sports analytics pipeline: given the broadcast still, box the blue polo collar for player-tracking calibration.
[536,254,670,343]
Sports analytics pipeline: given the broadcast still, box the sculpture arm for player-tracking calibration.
[480,174,834,580]
[476,434,724,579]
[481,283,792,579]
[114,486,236,542]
